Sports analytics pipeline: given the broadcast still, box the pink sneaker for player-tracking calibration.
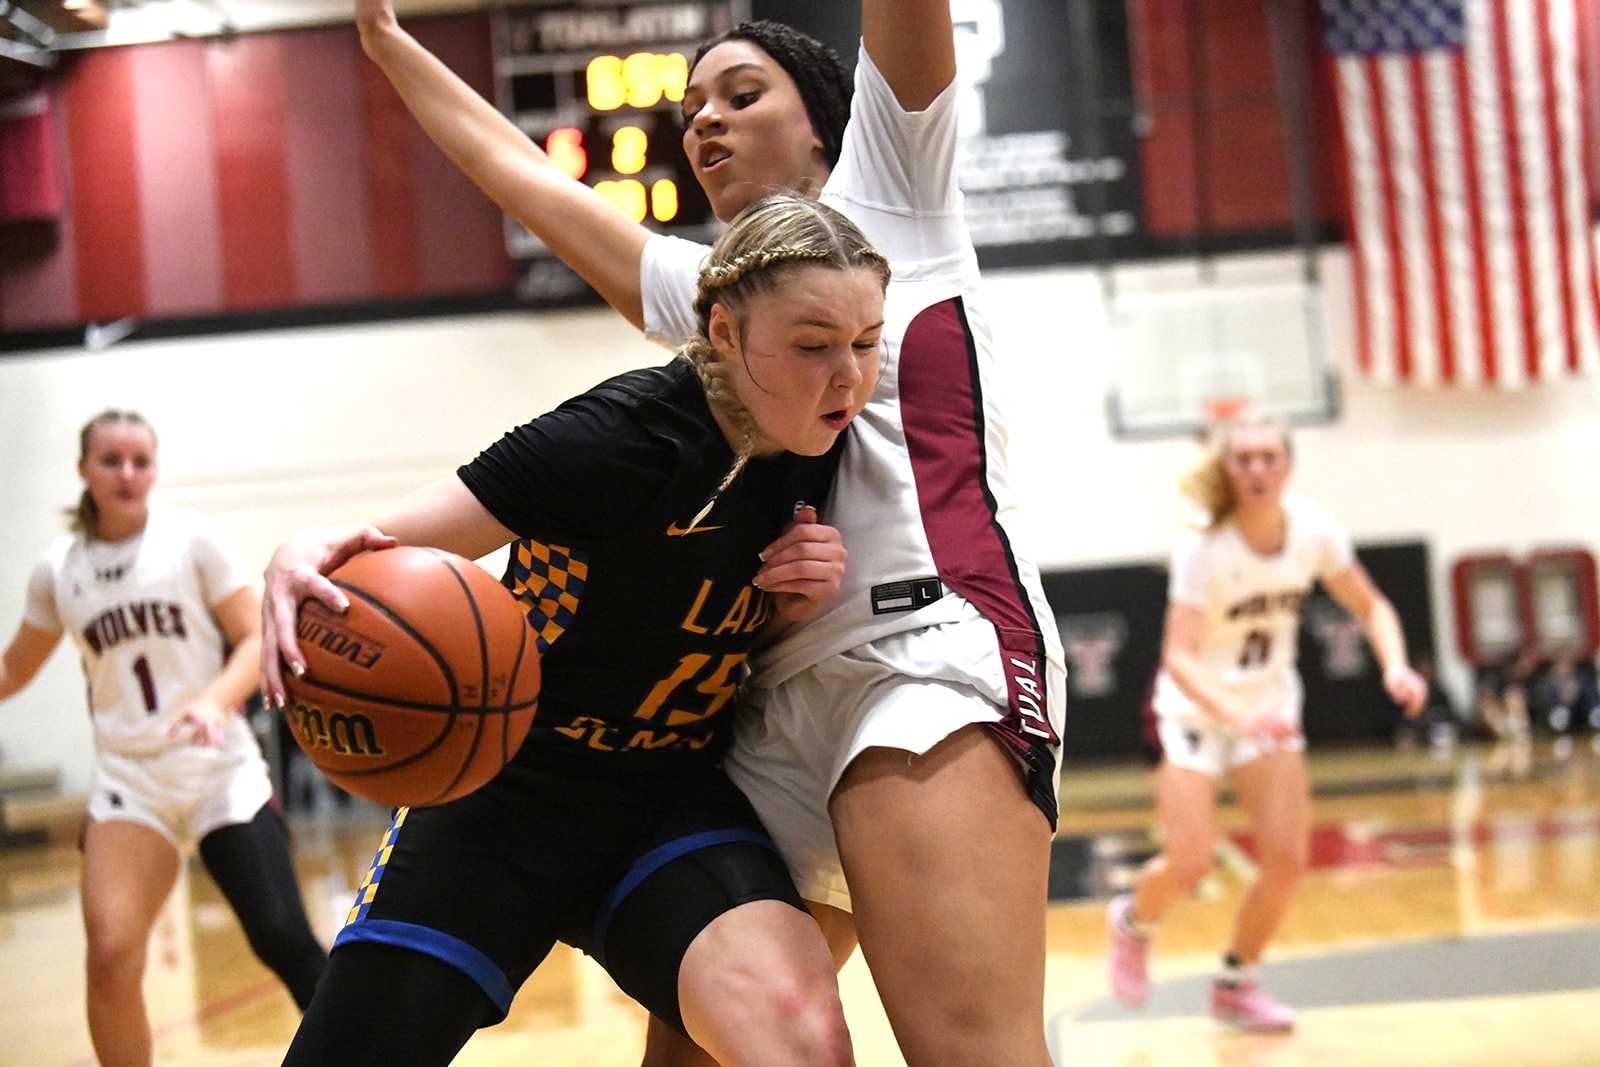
[1106,894,1150,1009]
[1211,979,1296,1032]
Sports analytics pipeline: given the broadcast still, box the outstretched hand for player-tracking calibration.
[354,0,398,35]
[259,525,397,708]
[1384,664,1429,718]
[753,505,846,628]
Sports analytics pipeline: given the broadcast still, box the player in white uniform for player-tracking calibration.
[1106,416,1426,1032]
[353,3,1064,1063]
[0,411,326,1067]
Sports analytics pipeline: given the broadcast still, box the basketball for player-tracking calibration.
[281,546,539,807]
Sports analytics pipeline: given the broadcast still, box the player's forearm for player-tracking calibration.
[1163,649,1242,725]
[0,636,46,702]
[0,662,23,702]
[196,634,264,712]
[359,16,552,194]
[1360,597,1409,675]
[369,479,518,564]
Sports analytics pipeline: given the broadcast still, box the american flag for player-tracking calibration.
[1323,0,1600,386]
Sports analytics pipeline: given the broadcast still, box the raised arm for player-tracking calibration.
[356,0,651,328]
[861,0,957,110]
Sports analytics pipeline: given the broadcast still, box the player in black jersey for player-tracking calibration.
[258,193,888,1066]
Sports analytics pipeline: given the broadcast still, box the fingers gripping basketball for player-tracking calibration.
[282,547,539,806]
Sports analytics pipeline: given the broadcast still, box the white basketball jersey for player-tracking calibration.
[1151,495,1355,727]
[25,508,249,757]
[642,45,1063,703]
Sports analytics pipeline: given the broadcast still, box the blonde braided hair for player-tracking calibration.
[677,194,890,526]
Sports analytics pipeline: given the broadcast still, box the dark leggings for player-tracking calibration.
[197,804,328,1009]
[282,942,492,1065]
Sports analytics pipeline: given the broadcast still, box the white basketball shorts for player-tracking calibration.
[726,603,1066,911]
[1154,715,1306,778]
[88,719,273,848]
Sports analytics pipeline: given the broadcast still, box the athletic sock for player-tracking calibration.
[1117,896,1151,937]
[1217,951,1251,988]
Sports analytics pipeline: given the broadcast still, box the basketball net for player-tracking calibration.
[1201,395,1249,433]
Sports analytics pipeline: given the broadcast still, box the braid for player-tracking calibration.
[693,246,835,325]
[692,243,890,331]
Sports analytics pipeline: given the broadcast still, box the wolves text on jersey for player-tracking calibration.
[1225,589,1306,621]
[82,600,189,655]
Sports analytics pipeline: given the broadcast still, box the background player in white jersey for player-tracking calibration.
[352,2,1063,1063]
[1106,416,1427,1032]
[0,410,327,1067]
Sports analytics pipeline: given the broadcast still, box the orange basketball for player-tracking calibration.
[282,546,539,807]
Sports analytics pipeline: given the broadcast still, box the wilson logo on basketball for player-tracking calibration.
[289,702,386,758]
[296,613,387,670]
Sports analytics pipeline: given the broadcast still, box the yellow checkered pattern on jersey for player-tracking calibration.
[508,539,588,653]
[344,806,408,927]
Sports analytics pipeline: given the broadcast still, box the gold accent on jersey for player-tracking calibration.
[665,520,726,536]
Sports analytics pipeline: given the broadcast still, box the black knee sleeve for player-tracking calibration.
[199,804,329,1009]
[283,942,493,1066]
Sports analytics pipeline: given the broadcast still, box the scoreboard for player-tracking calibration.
[719,0,1146,270]
[490,0,1143,301]
[493,0,751,303]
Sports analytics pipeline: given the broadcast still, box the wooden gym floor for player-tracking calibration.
[2,736,1597,1066]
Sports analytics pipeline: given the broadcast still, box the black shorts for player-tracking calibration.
[332,760,806,1033]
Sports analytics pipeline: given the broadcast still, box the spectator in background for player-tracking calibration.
[1530,652,1600,735]
[1473,648,1538,743]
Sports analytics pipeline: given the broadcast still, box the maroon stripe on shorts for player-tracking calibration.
[898,296,1060,824]
[1140,674,1164,767]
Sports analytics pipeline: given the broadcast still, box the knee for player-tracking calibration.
[729,971,852,1067]
[906,999,1043,1067]
[250,925,327,983]
[767,979,852,1066]
[239,915,327,1005]
[1166,848,1214,891]
[240,905,316,962]
[84,923,148,987]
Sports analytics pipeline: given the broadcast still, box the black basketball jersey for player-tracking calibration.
[458,359,841,775]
